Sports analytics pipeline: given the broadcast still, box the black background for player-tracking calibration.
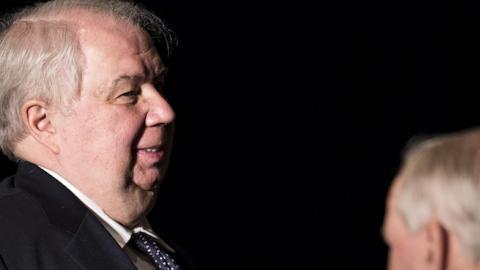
[1,0,480,269]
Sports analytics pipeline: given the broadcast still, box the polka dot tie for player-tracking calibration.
[129,232,181,270]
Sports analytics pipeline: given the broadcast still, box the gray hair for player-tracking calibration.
[396,127,480,261]
[0,0,176,160]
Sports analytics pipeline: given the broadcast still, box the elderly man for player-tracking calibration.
[0,1,193,269]
[383,128,480,270]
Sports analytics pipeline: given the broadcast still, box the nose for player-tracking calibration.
[144,84,175,127]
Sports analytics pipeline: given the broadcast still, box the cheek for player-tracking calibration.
[67,111,142,165]
[95,111,143,146]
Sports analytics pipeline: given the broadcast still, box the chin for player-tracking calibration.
[132,166,165,191]
[123,190,156,223]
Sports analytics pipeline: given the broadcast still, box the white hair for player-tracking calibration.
[0,0,176,160]
[396,128,480,261]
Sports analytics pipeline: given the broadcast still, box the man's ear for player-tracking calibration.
[424,220,448,270]
[21,99,59,154]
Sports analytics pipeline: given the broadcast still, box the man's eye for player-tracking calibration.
[116,89,140,104]
[120,90,140,97]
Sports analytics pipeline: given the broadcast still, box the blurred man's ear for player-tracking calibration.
[424,220,448,270]
[21,99,59,154]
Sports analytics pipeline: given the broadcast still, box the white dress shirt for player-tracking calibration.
[39,166,175,270]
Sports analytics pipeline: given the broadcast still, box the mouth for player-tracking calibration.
[137,144,166,163]
[143,146,162,153]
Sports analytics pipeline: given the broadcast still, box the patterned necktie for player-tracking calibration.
[129,232,181,270]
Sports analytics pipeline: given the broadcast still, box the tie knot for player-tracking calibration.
[129,232,180,270]
[130,232,156,249]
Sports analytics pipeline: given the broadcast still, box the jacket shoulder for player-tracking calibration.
[0,175,51,235]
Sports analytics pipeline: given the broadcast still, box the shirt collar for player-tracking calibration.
[38,165,175,253]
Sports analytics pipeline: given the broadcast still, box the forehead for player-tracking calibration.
[37,8,158,66]
[77,13,154,56]
[72,11,163,89]
[48,11,165,102]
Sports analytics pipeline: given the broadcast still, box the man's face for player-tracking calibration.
[52,16,175,226]
[383,178,429,270]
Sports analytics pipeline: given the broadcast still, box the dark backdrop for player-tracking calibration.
[1,0,479,269]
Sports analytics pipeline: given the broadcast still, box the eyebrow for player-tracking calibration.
[114,66,167,85]
[112,75,143,88]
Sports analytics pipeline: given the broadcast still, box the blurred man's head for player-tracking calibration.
[384,128,480,270]
[0,0,177,227]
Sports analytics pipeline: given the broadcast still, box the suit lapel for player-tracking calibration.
[15,161,136,270]
[65,211,136,270]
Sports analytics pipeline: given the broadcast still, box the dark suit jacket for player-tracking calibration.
[0,161,194,270]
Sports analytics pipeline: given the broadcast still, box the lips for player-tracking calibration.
[137,144,166,163]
